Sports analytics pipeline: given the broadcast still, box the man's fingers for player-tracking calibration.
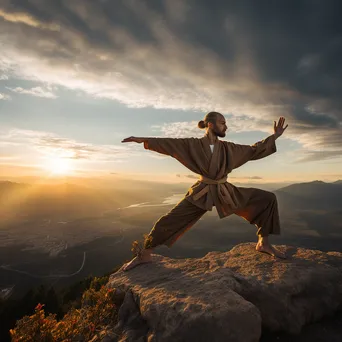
[121,136,135,143]
[278,116,284,127]
[277,117,283,129]
[279,117,286,128]
[274,117,287,135]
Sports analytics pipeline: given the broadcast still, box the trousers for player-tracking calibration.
[143,187,280,249]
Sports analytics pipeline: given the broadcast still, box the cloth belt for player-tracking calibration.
[192,175,227,201]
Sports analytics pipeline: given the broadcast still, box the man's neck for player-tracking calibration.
[205,131,218,144]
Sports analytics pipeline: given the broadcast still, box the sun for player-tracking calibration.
[44,157,73,175]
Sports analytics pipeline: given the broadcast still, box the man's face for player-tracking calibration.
[212,115,227,137]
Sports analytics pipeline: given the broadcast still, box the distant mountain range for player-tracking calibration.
[275,180,342,211]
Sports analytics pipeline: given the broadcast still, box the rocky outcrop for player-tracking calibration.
[108,243,342,342]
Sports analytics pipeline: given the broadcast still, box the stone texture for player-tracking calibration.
[108,243,342,341]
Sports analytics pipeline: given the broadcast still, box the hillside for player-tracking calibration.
[275,180,342,211]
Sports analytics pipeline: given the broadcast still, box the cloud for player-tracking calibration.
[295,150,342,163]
[0,128,146,162]
[175,174,199,180]
[6,86,57,98]
[0,8,60,31]
[152,114,271,138]
[0,0,342,159]
[0,92,11,100]
[0,153,18,160]
[152,121,204,138]
[184,174,198,179]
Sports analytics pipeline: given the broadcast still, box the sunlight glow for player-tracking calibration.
[43,157,73,175]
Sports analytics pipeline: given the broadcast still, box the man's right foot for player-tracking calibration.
[256,242,286,259]
[122,254,152,272]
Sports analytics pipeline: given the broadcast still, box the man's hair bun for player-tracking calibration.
[198,120,206,129]
[198,111,222,130]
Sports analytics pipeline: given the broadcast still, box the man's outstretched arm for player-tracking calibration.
[228,117,288,170]
[121,136,192,159]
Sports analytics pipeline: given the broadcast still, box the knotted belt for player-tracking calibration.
[192,175,228,201]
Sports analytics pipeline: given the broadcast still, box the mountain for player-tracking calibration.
[276,180,342,196]
[275,180,342,210]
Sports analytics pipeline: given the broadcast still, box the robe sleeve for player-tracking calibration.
[143,137,192,162]
[228,134,277,170]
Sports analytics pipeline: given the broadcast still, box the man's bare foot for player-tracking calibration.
[256,242,286,259]
[122,254,153,272]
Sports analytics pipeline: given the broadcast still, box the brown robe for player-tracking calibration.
[143,134,277,219]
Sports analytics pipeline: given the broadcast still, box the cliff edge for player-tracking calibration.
[108,243,342,342]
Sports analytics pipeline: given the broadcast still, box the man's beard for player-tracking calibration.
[213,127,226,138]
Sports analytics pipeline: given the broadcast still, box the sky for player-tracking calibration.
[0,0,342,185]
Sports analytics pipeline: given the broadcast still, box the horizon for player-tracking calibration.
[1,1,342,183]
[0,170,342,187]
[1,174,341,193]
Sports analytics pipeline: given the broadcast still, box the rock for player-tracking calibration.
[115,289,149,341]
[109,250,261,341]
[89,326,120,342]
[219,243,342,333]
[108,243,342,341]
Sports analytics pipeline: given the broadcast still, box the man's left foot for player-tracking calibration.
[256,242,286,259]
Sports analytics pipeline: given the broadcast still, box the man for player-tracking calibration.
[121,112,288,271]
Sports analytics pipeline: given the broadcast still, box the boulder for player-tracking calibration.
[108,243,342,341]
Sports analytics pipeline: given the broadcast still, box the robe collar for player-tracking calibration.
[201,134,213,161]
[202,134,221,177]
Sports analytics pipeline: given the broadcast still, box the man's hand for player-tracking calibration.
[121,136,145,143]
[274,117,288,139]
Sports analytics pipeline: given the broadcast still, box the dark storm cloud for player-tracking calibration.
[150,0,342,105]
[296,150,342,163]
[2,0,342,85]
[1,0,342,159]
[291,104,340,128]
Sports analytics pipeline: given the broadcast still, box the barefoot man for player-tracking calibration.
[121,112,288,271]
